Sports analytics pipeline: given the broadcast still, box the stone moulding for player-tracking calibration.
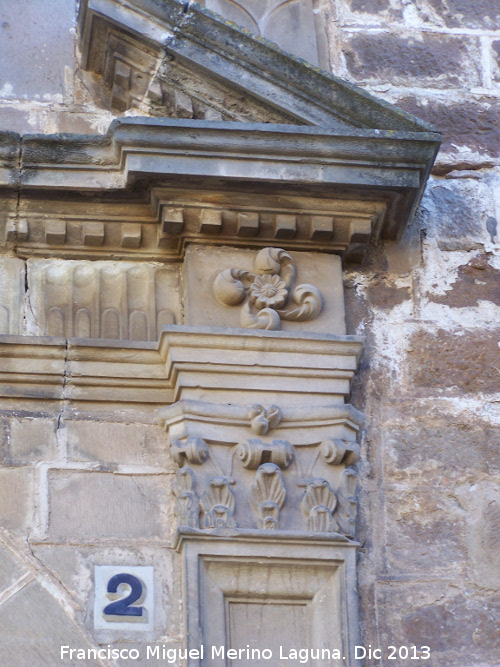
[4,119,439,245]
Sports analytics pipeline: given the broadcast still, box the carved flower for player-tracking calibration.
[249,275,288,310]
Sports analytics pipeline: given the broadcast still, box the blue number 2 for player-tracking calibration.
[103,573,144,619]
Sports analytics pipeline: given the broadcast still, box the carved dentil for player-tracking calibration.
[250,463,287,530]
[213,247,323,330]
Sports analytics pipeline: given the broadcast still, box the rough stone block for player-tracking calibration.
[493,39,500,83]
[342,33,481,88]
[426,0,500,29]
[3,417,57,464]
[381,408,500,476]
[398,97,500,160]
[384,483,468,577]
[66,419,171,467]
[408,328,500,395]
[417,176,498,250]
[0,467,33,531]
[48,470,174,540]
[376,582,500,664]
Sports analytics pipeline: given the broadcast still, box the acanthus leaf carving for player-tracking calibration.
[173,467,200,528]
[237,438,293,470]
[213,247,323,330]
[335,470,357,539]
[200,477,236,529]
[250,463,286,530]
[300,478,338,532]
[171,436,209,466]
[249,404,281,435]
[321,438,360,466]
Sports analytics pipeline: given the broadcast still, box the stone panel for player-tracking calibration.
[2,416,57,465]
[26,259,181,341]
[342,33,481,88]
[48,470,174,540]
[0,542,27,595]
[0,257,25,335]
[0,0,75,102]
[0,580,101,666]
[408,328,500,395]
[0,467,33,532]
[66,419,171,468]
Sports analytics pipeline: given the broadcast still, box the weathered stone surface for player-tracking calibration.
[366,278,411,311]
[384,482,468,577]
[48,470,174,540]
[0,542,27,595]
[408,328,500,395]
[66,419,171,468]
[0,467,33,532]
[342,33,481,88]
[417,176,498,250]
[398,97,500,159]
[493,40,500,83]
[377,583,500,664]
[0,580,101,666]
[381,408,500,475]
[426,0,500,29]
[429,254,500,308]
[455,481,500,590]
[2,417,57,465]
[0,0,75,102]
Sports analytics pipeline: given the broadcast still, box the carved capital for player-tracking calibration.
[250,463,287,530]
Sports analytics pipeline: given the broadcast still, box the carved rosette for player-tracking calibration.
[213,247,323,330]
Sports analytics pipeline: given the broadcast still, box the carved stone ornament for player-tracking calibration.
[249,404,281,435]
[237,438,294,470]
[321,438,360,466]
[200,477,236,529]
[173,467,200,528]
[336,470,357,539]
[301,478,338,533]
[250,463,287,529]
[213,247,323,330]
[171,436,209,466]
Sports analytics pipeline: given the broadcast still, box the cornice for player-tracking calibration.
[0,326,363,405]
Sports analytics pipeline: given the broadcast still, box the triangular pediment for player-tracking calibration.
[79,0,436,133]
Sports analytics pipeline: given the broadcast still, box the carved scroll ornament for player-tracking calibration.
[213,247,323,330]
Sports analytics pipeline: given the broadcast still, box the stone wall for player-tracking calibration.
[328,3,500,664]
[0,2,499,666]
